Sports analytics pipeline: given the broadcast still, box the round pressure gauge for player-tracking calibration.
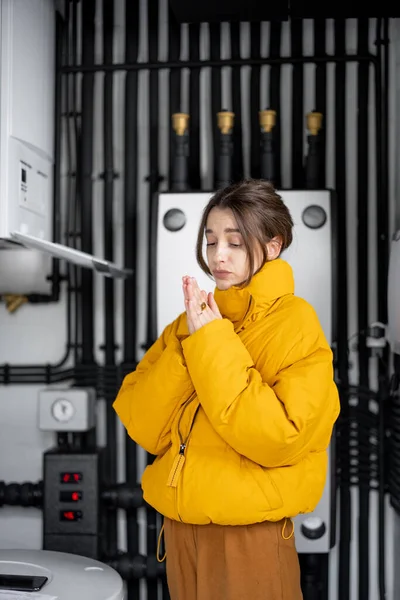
[302,205,327,229]
[52,398,75,423]
[163,208,186,232]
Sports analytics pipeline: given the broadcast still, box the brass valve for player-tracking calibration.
[172,113,189,136]
[2,294,28,314]
[307,112,323,136]
[217,111,235,135]
[259,110,276,133]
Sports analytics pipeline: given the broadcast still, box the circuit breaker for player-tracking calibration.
[43,449,106,560]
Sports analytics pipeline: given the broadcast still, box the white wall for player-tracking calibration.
[0,3,398,599]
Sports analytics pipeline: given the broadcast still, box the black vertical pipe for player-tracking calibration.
[250,22,261,179]
[301,107,327,600]
[146,2,160,599]
[356,18,370,600]
[268,21,281,188]
[334,19,351,600]
[216,110,234,188]
[146,1,160,347]
[51,11,63,302]
[171,114,189,191]
[80,0,95,364]
[259,109,276,183]
[209,24,222,188]
[168,9,182,190]
[72,0,82,365]
[124,0,140,597]
[305,111,322,190]
[230,22,243,181]
[102,0,117,557]
[313,19,327,187]
[376,17,390,600]
[290,18,304,189]
[188,23,201,190]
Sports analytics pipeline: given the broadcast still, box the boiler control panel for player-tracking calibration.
[43,449,105,559]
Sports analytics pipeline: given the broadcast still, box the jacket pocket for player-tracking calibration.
[241,456,284,512]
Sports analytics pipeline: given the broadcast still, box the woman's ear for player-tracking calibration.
[266,236,282,260]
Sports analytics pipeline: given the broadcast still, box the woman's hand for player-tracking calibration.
[182,276,222,334]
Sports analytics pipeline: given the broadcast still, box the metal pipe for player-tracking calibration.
[210,24,222,187]
[102,0,118,557]
[171,113,190,191]
[123,0,140,597]
[250,23,261,178]
[146,2,161,598]
[335,18,351,600]
[291,19,304,189]
[356,18,370,600]
[268,21,282,188]
[305,111,323,189]
[188,24,201,190]
[215,110,234,189]
[313,19,327,187]
[62,54,378,74]
[79,0,96,365]
[168,9,182,190]
[375,17,390,600]
[259,109,276,183]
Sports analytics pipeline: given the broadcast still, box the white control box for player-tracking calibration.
[38,388,97,432]
[0,0,55,242]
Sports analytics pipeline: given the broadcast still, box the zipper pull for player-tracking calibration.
[167,444,186,488]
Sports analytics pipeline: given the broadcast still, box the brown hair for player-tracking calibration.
[196,179,293,287]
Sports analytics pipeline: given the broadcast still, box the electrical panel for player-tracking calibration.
[156,190,336,553]
[38,388,97,432]
[0,0,55,243]
[43,450,106,560]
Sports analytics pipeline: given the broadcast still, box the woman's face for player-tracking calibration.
[205,208,282,290]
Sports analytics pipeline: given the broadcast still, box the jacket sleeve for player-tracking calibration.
[181,316,339,468]
[113,319,194,455]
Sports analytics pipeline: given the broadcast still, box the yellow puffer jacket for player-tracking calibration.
[113,258,340,525]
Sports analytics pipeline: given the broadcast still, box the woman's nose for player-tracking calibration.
[215,244,228,261]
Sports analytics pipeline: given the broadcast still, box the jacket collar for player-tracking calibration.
[214,258,294,328]
[176,258,294,337]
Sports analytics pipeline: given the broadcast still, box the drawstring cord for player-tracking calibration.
[157,522,166,562]
[281,517,295,540]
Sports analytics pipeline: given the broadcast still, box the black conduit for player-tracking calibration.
[146,2,161,598]
[171,113,189,191]
[124,0,140,598]
[230,22,243,181]
[259,109,276,182]
[356,18,370,600]
[305,111,323,190]
[80,0,96,365]
[335,19,351,600]
[72,0,83,366]
[216,110,234,188]
[168,9,182,190]
[313,19,327,187]
[249,22,261,179]
[290,18,304,189]
[49,10,63,304]
[209,23,222,188]
[376,17,390,600]
[102,0,118,557]
[188,23,201,190]
[268,21,282,188]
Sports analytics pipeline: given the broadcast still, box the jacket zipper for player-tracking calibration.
[167,393,199,488]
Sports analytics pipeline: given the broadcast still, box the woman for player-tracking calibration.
[113,179,340,600]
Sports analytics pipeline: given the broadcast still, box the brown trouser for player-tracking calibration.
[164,518,303,600]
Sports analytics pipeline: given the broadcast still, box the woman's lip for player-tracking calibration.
[213,270,231,277]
